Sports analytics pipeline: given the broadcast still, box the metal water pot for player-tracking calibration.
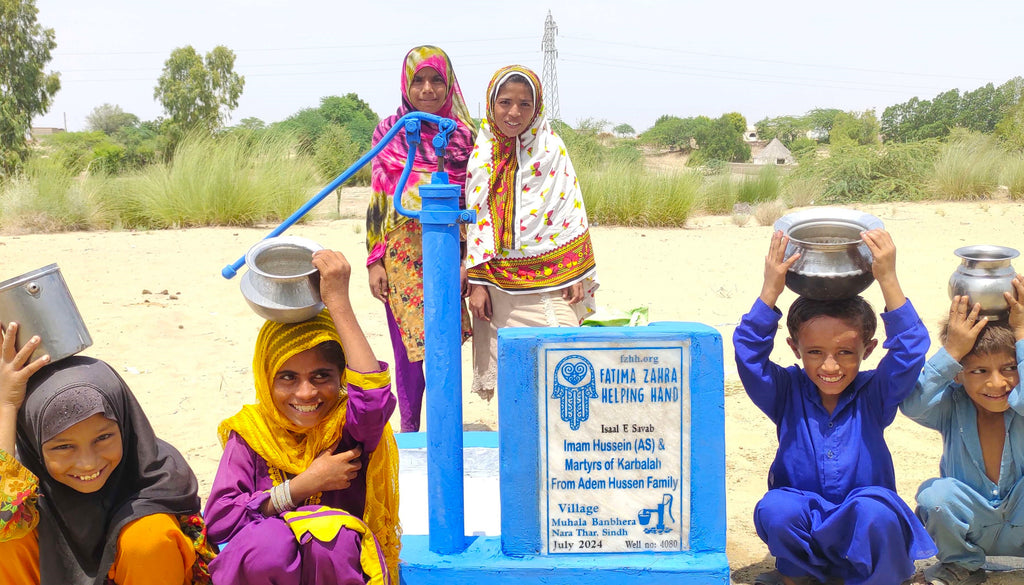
[0,264,93,362]
[774,208,884,300]
[239,236,325,324]
[948,245,1019,320]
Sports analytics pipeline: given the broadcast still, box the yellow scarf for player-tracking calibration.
[218,309,402,583]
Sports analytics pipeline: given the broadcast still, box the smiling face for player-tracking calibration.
[408,66,447,114]
[491,80,535,138]
[271,347,342,429]
[42,413,123,493]
[787,315,878,412]
[957,350,1019,415]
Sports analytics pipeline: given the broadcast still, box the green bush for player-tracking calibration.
[698,174,738,215]
[314,124,370,186]
[798,141,938,203]
[584,166,701,227]
[929,130,1003,200]
[1002,155,1024,200]
[0,157,112,231]
[107,131,320,228]
[737,166,781,204]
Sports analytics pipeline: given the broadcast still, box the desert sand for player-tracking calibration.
[2,188,1023,583]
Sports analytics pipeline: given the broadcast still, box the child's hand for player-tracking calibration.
[861,228,907,311]
[313,250,353,310]
[944,296,988,361]
[1007,273,1024,341]
[759,230,799,308]
[300,444,363,494]
[861,228,897,283]
[1,322,50,411]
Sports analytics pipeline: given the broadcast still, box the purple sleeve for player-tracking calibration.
[344,361,397,453]
[202,432,271,544]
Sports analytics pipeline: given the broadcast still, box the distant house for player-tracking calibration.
[30,127,65,141]
[743,125,759,142]
[752,138,795,165]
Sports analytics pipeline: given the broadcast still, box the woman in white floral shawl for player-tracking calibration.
[464,65,598,399]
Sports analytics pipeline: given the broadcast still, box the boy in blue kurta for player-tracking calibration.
[900,275,1024,585]
[734,229,935,585]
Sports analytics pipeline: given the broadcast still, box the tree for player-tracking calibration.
[0,0,61,175]
[85,103,139,135]
[317,94,378,148]
[612,123,635,137]
[154,45,245,136]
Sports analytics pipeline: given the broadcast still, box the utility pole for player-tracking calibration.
[541,10,561,121]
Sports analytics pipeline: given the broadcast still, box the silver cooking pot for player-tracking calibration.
[774,208,884,300]
[240,236,325,324]
[948,245,1018,320]
[0,264,93,363]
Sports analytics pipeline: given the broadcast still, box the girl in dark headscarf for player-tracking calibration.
[0,323,216,585]
[365,45,475,432]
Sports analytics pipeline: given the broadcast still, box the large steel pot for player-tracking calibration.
[774,208,884,300]
[0,264,92,363]
[240,236,325,324]
[948,245,1018,320]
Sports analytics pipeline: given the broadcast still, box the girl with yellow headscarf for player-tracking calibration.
[204,250,400,585]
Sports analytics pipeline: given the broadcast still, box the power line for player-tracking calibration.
[561,34,997,83]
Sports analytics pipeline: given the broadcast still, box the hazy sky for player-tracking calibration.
[31,0,1024,133]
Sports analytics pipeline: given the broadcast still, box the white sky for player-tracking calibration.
[31,0,1024,133]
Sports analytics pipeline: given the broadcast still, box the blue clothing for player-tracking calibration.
[735,297,934,584]
[899,341,1024,569]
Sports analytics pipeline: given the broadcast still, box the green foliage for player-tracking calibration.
[829,110,880,147]
[0,156,110,231]
[796,141,939,203]
[1001,154,1024,200]
[313,124,370,185]
[274,94,378,156]
[612,123,635,137]
[574,118,609,136]
[0,0,61,176]
[698,174,738,215]
[788,136,818,160]
[106,132,318,228]
[584,166,701,227]
[737,166,781,204]
[154,45,245,138]
[639,115,694,150]
[781,175,824,207]
[755,115,805,145]
[721,112,747,136]
[929,130,1003,200]
[41,131,115,174]
[642,114,749,162]
[995,94,1024,151]
[85,104,139,135]
[881,77,1024,142]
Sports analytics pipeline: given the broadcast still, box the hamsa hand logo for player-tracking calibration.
[551,355,597,431]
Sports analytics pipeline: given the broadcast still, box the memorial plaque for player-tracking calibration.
[539,341,691,554]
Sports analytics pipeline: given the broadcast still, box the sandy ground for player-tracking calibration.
[2,188,1023,583]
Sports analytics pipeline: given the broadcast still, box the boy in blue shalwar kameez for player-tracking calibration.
[734,229,935,585]
[900,275,1024,585]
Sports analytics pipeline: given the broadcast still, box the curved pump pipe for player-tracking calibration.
[220,112,458,279]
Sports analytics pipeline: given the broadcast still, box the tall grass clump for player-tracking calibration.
[1001,154,1024,200]
[112,132,320,228]
[781,175,824,208]
[0,157,112,232]
[698,174,737,215]
[737,166,781,204]
[584,165,701,227]
[929,130,1004,200]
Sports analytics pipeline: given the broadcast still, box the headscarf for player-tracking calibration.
[217,309,401,583]
[365,45,477,263]
[16,356,200,585]
[464,65,599,306]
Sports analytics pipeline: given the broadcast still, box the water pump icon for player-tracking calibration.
[637,494,674,535]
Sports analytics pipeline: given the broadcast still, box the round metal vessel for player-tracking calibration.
[240,236,324,324]
[774,208,884,300]
[948,245,1018,320]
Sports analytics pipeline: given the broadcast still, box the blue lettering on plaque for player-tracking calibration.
[551,355,597,430]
